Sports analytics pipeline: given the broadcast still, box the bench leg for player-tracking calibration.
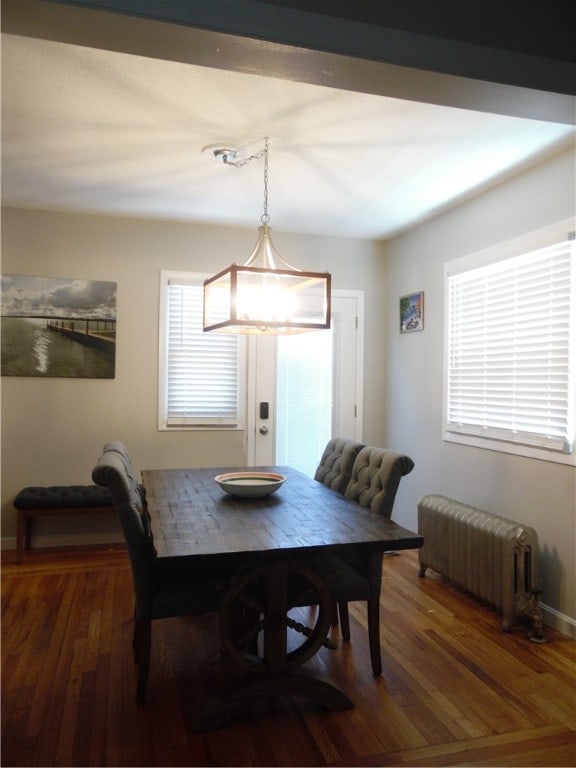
[16,510,26,564]
[13,503,115,563]
[25,516,32,551]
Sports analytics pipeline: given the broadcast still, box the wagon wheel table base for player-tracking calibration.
[193,561,354,731]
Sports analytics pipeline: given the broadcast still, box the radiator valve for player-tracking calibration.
[522,589,547,643]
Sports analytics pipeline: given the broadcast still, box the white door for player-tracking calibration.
[247,291,364,474]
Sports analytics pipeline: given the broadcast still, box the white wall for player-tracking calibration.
[382,145,576,635]
[0,209,385,544]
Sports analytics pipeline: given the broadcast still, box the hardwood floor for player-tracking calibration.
[2,546,574,766]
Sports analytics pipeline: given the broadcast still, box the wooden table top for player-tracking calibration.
[141,465,423,563]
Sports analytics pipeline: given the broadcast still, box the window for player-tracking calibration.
[444,224,575,463]
[158,271,245,429]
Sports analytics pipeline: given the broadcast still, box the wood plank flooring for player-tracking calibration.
[2,546,574,766]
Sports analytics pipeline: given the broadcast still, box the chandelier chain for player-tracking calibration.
[221,137,270,224]
[262,137,269,225]
[223,148,265,167]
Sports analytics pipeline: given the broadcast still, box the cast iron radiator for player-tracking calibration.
[417,494,545,640]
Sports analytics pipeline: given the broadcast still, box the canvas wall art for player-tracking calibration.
[400,291,424,333]
[1,275,117,378]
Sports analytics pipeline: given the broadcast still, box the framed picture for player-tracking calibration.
[1,274,117,378]
[400,291,424,333]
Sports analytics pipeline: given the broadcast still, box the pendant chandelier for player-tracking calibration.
[203,138,331,334]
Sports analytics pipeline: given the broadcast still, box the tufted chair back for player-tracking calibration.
[344,446,415,517]
[102,440,138,477]
[92,449,157,618]
[314,437,365,494]
[102,440,147,502]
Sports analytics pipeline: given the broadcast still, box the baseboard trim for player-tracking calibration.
[1,532,123,551]
[541,602,576,640]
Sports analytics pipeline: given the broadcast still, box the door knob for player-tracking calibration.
[259,426,269,435]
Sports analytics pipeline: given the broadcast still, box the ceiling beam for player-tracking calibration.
[3,0,575,124]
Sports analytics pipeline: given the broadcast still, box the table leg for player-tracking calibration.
[194,561,354,730]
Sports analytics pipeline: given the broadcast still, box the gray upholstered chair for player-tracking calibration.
[102,440,139,479]
[335,446,415,674]
[314,437,365,494]
[102,440,147,503]
[92,446,227,704]
[314,437,365,628]
[344,446,415,515]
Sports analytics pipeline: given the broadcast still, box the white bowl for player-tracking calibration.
[214,471,286,498]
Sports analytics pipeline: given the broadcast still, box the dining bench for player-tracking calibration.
[13,484,115,563]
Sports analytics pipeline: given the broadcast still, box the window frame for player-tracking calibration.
[158,270,246,431]
[443,219,575,466]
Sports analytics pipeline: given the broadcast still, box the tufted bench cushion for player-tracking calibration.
[14,485,115,563]
[14,485,113,510]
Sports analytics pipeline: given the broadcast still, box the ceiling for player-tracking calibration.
[2,2,575,240]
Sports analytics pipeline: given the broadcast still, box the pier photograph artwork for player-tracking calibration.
[1,275,116,378]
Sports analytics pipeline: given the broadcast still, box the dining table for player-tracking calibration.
[141,464,423,730]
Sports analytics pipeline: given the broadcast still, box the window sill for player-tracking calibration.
[158,424,246,432]
[443,431,576,466]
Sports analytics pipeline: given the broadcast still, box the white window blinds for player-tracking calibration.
[446,239,575,454]
[163,278,241,427]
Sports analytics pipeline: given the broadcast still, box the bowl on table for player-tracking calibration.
[214,471,286,498]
